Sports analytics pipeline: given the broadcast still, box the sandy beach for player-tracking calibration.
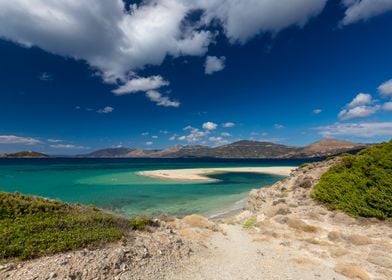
[137,166,295,182]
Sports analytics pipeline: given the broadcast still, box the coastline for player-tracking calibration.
[137,166,295,182]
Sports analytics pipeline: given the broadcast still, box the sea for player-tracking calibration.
[0,158,315,217]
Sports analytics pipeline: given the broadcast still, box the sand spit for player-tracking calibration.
[137,166,295,182]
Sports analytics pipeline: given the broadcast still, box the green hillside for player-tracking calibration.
[312,141,392,219]
[0,192,152,260]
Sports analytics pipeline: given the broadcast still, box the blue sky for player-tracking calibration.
[0,0,392,154]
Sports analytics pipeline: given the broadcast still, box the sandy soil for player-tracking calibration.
[137,166,295,182]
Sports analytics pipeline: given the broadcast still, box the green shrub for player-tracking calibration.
[0,192,149,260]
[129,216,154,231]
[243,216,257,229]
[311,141,392,219]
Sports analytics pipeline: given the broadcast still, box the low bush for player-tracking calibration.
[311,141,392,219]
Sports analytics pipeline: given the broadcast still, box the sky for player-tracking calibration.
[0,0,392,154]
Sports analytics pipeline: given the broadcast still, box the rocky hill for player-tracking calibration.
[80,139,366,159]
[0,151,48,158]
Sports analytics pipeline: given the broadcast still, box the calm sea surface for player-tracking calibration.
[0,158,314,217]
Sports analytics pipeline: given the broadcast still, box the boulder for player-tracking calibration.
[334,263,369,280]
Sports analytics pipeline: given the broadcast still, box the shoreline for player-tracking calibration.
[137,166,296,182]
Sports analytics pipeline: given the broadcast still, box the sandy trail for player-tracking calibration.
[137,167,295,182]
[171,224,344,280]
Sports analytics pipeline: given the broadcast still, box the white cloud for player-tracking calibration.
[209,136,229,146]
[199,0,327,43]
[338,93,380,120]
[383,101,392,111]
[202,121,218,131]
[341,0,392,26]
[274,124,285,129]
[179,127,208,143]
[312,109,322,114]
[0,135,41,145]
[50,144,89,149]
[347,93,372,108]
[152,135,158,139]
[39,72,52,81]
[0,0,328,83]
[222,122,235,128]
[112,76,169,95]
[169,135,177,141]
[145,141,153,145]
[141,132,149,136]
[204,56,226,75]
[378,79,392,98]
[338,105,380,120]
[97,106,114,114]
[145,90,180,107]
[47,139,63,143]
[0,0,213,84]
[317,122,392,138]
[221,132,231,137]
[75,106,81,110]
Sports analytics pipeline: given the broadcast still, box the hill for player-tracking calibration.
[312,140,392,219]
[0,151,49,158]
[80,139,365,159]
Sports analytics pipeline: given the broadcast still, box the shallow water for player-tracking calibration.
[0,158,311,216]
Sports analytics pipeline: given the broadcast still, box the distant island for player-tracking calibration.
[0,151,49,158]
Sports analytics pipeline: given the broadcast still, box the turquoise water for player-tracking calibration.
[0,158,308,217]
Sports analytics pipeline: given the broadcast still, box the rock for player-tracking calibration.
[287,217,318,233]
[276,207,291,215]
[367,251,392,268]
[334,263,369,280]
[48,272,57,279]
[294,176,313,189]
[181,214,218,231]
[344,234,372,246]
[333,212,356,225]
[272,199,286,206]
[274,215,288,224]
[330,247,349,258]
[328,231,343,242]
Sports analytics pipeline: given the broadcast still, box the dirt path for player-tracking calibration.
[171,224,344,280]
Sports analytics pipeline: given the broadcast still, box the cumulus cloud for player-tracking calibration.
[383,102,392,111]
[378,79,392,97]
[317,122,392,138]
[222,122,235,128]
[152,135,159,139]
[341,0,392,26]
[141,132,149,136]
[338,93,380,120]
[209,136,229,146]
[202,121,218,130]
[112,76,169,95]
[145,90,180,107]
[221,132,231,137]
[179,127,208,143]
[204,56,226,75]
[199,0,327,43]
[0,0,329,81]
[0,0,214,84]
[145,141,153,145]
[97,106,114,114]
[0,135,41,145]
[50,144,89,149]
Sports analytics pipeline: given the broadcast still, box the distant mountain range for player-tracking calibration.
[79,139,367,159]
[0,139,367,159]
